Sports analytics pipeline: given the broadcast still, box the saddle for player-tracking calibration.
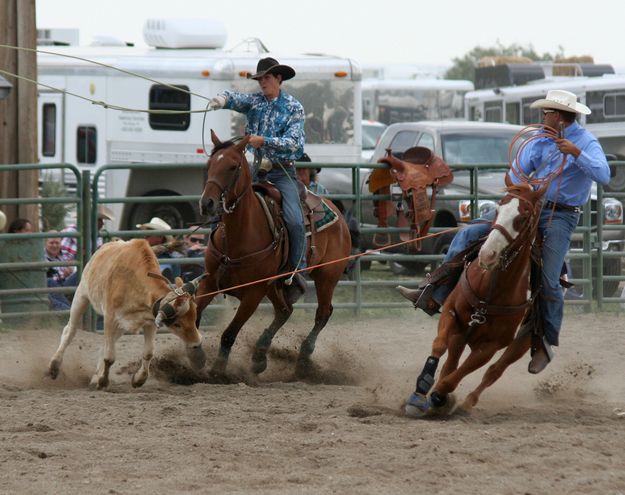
[369,146,453,250]
[252,181,338,267]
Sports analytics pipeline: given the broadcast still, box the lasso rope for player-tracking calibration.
[0,43,213,114]
[508,123,567,186]
[194,225,463,301]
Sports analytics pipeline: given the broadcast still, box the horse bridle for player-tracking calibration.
[490,191,540,270]
[205,151,250,214]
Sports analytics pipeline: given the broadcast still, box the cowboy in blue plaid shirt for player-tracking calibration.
[209,57,307,303]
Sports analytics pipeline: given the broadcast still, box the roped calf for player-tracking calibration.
[48,239,207,389]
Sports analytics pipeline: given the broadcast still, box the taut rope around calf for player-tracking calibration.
[194,226,462,301]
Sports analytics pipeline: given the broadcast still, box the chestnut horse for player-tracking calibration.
[197,131,351,377]
[406,179,548,418]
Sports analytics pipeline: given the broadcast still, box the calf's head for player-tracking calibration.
[152,274,207,369]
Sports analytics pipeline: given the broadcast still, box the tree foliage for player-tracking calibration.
[445,41,565,82]
[40,174,74,231]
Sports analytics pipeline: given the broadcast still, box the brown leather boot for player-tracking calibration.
[397,284,440,316]
[528,337,554,374]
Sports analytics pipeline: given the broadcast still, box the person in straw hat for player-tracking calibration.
[397,89,610,378]
[136,216,184,282]
[207,57,307,303]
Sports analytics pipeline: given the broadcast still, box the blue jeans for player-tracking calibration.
[432,210,496,305]
[433,208,578,347]
[47,271,79,311]
[265,166,306,269]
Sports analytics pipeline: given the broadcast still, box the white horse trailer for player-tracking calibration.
[36,19,362,229]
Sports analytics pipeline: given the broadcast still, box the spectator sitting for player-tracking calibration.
[136,217,184,282]
[45,231,76,310]
[8,217,33,234]
[296,153,329,196]
[181,226,208,282]
[61,205,115,263]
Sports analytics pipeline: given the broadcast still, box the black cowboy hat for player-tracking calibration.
[248,57,296,81]
[296,152,321,173]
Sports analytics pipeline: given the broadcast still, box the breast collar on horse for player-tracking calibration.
[205,193,285,289]
[460,191,542,329]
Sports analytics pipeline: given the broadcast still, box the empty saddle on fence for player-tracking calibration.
[368,146,453,250]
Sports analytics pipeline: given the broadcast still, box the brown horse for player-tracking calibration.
[196,131,351,377]
[405,178,548,418]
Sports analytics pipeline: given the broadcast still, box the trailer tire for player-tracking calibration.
[129,199,195,230]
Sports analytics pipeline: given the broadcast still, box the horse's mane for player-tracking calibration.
[211,139,237,156]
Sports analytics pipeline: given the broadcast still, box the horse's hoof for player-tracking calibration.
[295,357,312,378]
[429,392,457,417]
[251,357,267,375]
[404,392,430,418]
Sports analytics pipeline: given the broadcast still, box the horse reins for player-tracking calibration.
[205,152,251,214]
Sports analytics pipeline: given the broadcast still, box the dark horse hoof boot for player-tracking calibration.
[284,273,307,305]
[396,284,440,316]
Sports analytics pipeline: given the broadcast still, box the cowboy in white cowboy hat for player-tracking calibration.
[206,57,308,304]
[398,88,610,386]
[136,216,174,245]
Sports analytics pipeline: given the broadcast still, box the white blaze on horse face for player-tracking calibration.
[478,198,521,270]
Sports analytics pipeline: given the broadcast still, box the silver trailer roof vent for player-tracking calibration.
[143,18,227,49]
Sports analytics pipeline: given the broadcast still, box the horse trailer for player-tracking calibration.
[36,18,363,230]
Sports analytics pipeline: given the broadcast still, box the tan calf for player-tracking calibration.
[48,239,206,389]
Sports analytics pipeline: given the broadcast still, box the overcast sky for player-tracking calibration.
[36,0,625,72]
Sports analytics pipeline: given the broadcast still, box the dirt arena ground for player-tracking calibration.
[1,308,624,495]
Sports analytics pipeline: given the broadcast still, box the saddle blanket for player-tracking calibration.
[307,200,339,236]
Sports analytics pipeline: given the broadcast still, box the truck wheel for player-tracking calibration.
[430,230,456,270]
[596,257,621,297]
[605,156,625,193]
[128,201,196,230]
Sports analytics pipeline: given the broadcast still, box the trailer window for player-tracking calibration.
[149,84,191,131]
[521,97,542,125]
[42,103,56,157]
[77,126,97,164]
[505,102,520,125]
[582,91,623,123]
[483,102,503,122]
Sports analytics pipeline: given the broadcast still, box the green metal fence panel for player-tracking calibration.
[0,163,83,325]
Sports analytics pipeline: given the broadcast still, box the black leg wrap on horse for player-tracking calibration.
[415,356,439,395]
[430,391,447,408]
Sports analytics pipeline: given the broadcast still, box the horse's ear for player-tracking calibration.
[234,135,252,153]
[210,129,221,147]
[504,173,513,188]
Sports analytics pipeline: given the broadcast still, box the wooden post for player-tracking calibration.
[0,0,38,230]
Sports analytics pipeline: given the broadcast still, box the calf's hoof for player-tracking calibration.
[89,375,108,390]
[48,360,61,379]
[131,372,148,388]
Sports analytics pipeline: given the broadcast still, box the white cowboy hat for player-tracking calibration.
[530,89,591,115]
[0,210,6,231]
[136,217,171,231]
[97,204,115,221]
